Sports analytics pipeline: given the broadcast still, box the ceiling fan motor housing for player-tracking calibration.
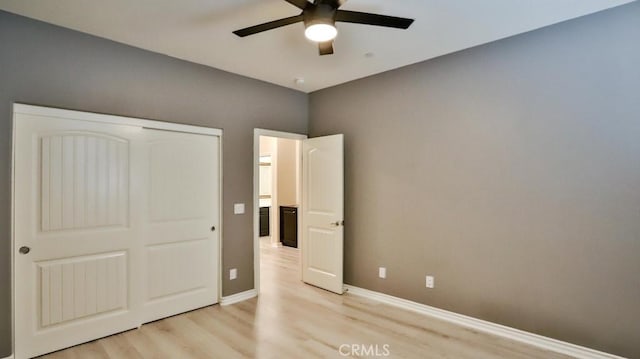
[303,3,337,28]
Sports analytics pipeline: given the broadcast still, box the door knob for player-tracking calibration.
[331,221,340,226]
[19,246,30,255]
[211,226,216,232]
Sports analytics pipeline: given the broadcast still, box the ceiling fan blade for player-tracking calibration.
[319,41,334,55]
[284,0,310,10]
[335,10,414,29]
[233,15,304,37]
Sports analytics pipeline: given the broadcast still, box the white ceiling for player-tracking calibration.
[0,0,634,92]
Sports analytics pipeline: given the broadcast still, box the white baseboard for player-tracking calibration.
[220,289,258,306]
[344,285,625,359]
[2,355,14,359]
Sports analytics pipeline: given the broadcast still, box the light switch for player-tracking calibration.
[379,267,386,279]
[234,203,245,214]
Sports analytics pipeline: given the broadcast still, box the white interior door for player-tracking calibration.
[301,134,344,294]
[14,113,142,358]
[141,129,220,322]
[14,105,221,358]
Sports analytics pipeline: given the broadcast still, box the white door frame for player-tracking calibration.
[11,103,224,355]
[253,129,306,294]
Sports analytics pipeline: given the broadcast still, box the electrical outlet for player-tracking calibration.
[378,267,386,279]
[230,268,237,280]
[426,275,435,288]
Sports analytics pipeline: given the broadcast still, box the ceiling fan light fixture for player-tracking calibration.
[304,23,337,42]
[233,0,415,55]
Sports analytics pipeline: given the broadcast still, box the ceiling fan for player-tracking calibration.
[232,0,414,55]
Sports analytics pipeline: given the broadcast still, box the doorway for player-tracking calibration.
[253,130,306,293]
[254,129,345,296]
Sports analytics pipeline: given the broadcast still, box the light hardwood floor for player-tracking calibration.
[39,238,570,358]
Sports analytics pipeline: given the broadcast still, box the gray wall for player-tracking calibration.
[0,11,307,356]
[309,3,640,358]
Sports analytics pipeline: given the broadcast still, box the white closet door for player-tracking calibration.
[14,113,143,359]
[140,129,220,322]
[14,105,221,358]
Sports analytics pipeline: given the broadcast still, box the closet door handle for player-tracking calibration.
[211,226,216,232]
[19,246,31,255]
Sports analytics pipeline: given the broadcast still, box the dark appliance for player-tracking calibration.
[259,207,270,237]
[280,206,298,248]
